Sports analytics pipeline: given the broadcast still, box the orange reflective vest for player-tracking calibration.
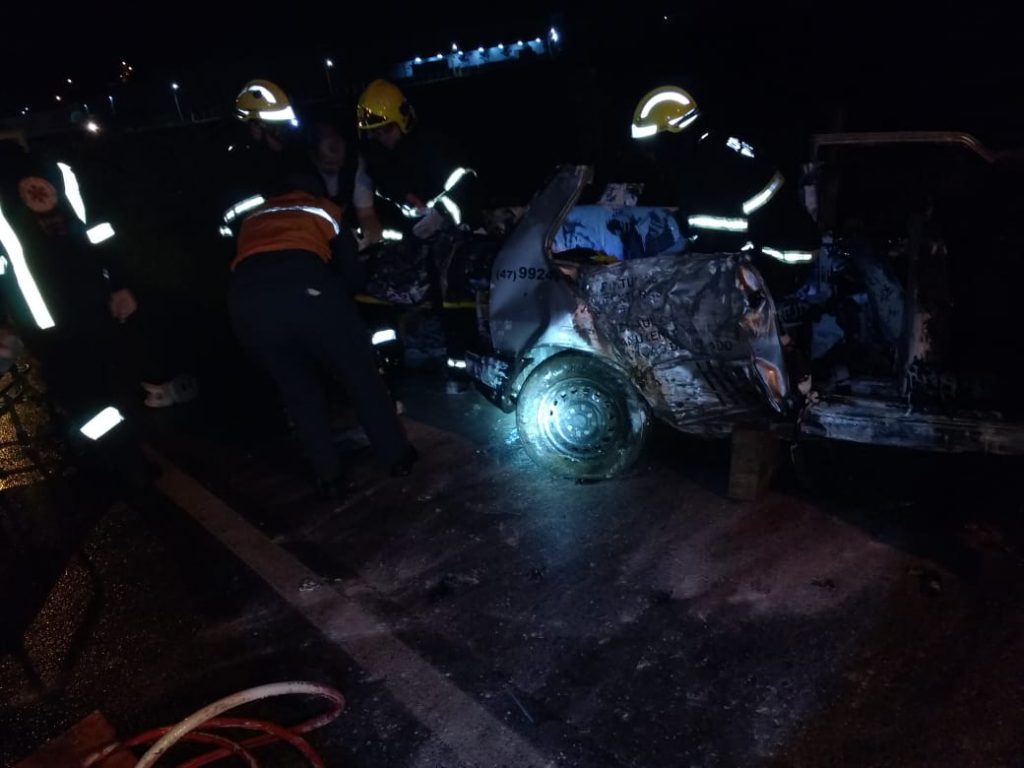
[233,192,343,269]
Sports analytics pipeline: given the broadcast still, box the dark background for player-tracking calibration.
[4,1,1022,156]
[1,1,1021,314]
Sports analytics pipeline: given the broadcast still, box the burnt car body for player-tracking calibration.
[468,133,1024,479]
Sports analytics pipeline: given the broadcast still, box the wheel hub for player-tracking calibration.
[537,379,620,458]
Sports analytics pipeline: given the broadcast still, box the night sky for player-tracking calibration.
[2,1,1021,145]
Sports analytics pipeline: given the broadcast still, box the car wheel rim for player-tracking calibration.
[536,377,621,459]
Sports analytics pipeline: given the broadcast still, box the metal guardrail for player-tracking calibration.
[812,131,996,163]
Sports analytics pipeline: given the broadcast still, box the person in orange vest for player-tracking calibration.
[227,181,416,498]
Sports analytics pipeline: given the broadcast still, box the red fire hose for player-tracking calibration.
[79,681,344,768]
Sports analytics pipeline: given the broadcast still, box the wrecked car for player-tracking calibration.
[467,132,1024,479]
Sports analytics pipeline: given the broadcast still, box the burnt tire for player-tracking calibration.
[515,354,650,480]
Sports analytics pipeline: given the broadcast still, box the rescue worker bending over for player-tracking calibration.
[0,138,150,489]
[630,85,819,264]
[355,79,480,390]
[227,182,416,498]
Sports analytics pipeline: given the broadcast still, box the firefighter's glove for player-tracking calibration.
[412,207,446,240]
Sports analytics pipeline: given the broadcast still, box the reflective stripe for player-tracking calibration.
[80,406,124,440]
[376,191,421,219]
[436,196,462,225]
[447,357,468,370]
[668,112,700,131]
[219,226,233,238]
[634,109,698,138]
[442,167,475,192]
[762,247,815,264]
[688,215,748,232]
[742,172,785,215]
[0,255,7,274]
[240,84,278,104]
[57,162,87,223]
[372,329,398,345]
[223,195,265,223]
[86,222,115,244]
[0,201,57,329]
[422,167,476,222]
[258,105,296,122]
[741,241,756,251]
[247,204,340,236]
[726,136,756,158]
[639,90,694,119]
[382,228,404,241]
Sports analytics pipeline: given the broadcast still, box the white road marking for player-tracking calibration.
[148,449,553,768]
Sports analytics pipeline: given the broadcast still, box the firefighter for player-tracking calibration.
[629,85,819,264]
[355,79,479,241]
[355,79,480,391]
[0,138,149,487]
[218,79,306,243]
[226,179,416,498]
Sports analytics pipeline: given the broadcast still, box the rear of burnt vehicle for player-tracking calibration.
[469,142,1024,480]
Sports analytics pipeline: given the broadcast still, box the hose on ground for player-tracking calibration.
[79,681,344,768]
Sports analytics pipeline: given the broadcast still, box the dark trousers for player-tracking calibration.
[25,312,142,477]
[117,292,194,385]
[228,250,409,482]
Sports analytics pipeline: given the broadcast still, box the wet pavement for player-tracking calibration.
[2,369,1024,766]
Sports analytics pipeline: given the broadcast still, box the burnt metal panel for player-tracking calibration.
[800,396,1024,454]
[573,253,786,432]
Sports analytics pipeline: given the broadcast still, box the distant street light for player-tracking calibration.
[171,82,184,122]
[324,58,335,94]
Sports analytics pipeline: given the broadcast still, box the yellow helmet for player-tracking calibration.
[235,79,297,124]
[357,79,416,134]
[631,85,700,139]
